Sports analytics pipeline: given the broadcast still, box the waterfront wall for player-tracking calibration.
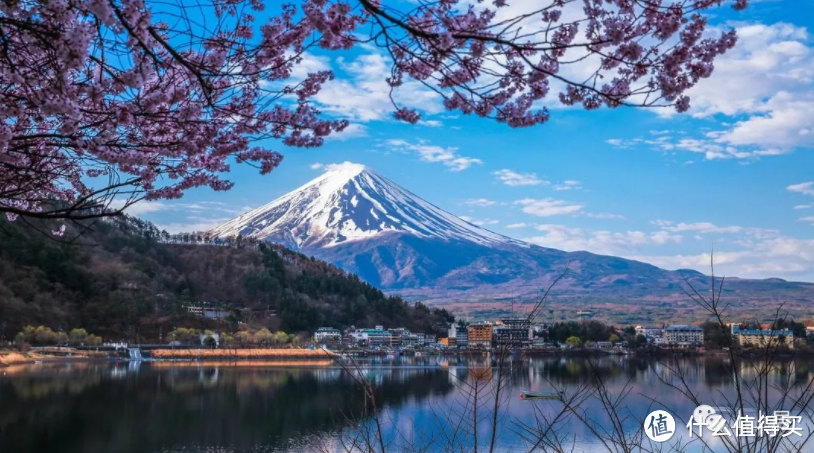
[149,348,335,359]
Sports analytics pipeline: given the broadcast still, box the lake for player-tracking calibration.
[1,355,812,453]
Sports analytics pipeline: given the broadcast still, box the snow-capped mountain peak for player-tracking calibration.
[210,162,520,249]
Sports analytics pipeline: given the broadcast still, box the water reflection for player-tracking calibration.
[0,357,811,453]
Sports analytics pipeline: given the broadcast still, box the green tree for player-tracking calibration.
[220,332,235,347]
[236,331,251,346]
[69,328,89,346]
[273,331,289,345]
[609,334,621,346]
[254,328,272,346]
[34,325,57,345]
[565,336,582,348]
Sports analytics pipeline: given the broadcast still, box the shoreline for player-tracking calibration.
[3,346,804,367]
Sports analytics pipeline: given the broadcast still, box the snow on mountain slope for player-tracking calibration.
[211,162,525,249]
[209,163,814,312]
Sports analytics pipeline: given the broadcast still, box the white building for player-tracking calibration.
[314,327,342,343]
[663,325,704,347]
[349,328,392,346]
[635,325,663,337]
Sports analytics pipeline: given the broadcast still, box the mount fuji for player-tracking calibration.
[211,163,813,315]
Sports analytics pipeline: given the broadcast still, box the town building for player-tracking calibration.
[401,334,421,347]
[349,327,393,346]
[467,323,493,348]
[494,318,532,347]
[314,327,342,343]
[456,326,469,348]
[185,304,229,320]
[635,325,663,337]
[731,325,794,349]
[448,323,458,346]
[663,325,704,347]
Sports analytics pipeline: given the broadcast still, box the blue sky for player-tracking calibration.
[130,0,814,281]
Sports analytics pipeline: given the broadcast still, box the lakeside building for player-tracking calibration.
[314,328,341,343]
[467,323,493,348]
[447,324,459,347]
[663,325,704,347]
[401,334,421,346]
[635,325,663,337]
[456,327,469,348]
[494,318,532,347]
[349,327,393,346]
[731,325,795,350]
[185,304,230,320]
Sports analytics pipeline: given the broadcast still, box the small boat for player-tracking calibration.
[520,391,563,400]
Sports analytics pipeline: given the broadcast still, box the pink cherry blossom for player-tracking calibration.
[0,0,746,223]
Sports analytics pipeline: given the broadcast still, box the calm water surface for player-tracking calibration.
[1,356,812,453]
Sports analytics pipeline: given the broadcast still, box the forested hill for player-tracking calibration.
[0,215,454,341]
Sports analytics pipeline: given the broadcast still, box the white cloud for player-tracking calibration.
[386,139,482,171]
[631,23,814,160]
[310,163,324,170]
[493,169,547,187]
[506,223,529,229]
[523,224,682,256]
[459,215,499,226]
[652,220,778,238]
[107,199,254,234]
[788,182,814,197]
[553,180,582,191]
[288,52,332,80]
[631,235,814,279]
[585,212,626,220]
[463,198,497,207]
[418,120,443,127]
[684,23,813,120]
[655,221,743,234]
[325,123,368,140]
[312,52,443,122]
[108,199,168,216]
[605,138,644,149]
[514,198,584,217]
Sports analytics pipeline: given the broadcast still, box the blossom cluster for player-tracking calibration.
[0,0,745,221]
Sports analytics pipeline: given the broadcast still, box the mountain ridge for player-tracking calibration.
[210,163,814,320]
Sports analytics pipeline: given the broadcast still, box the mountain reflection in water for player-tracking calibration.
[0,356,812,453]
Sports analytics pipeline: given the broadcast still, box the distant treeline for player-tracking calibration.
[540,319,810,349]
[14,326,102,347]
